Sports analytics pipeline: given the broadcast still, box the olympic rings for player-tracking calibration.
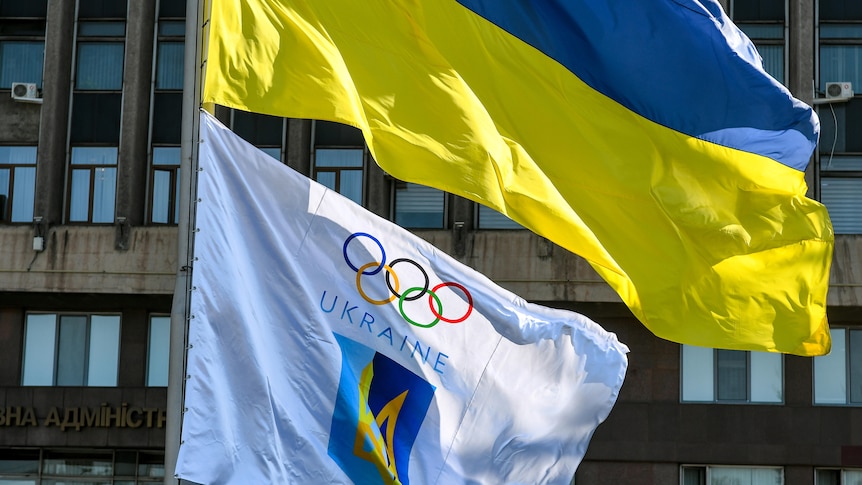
[342,232,473,328]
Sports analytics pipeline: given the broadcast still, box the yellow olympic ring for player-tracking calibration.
[356,262,400,305]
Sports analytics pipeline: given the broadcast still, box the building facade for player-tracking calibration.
[0,0,859,483]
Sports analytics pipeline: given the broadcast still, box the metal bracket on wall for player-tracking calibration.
[115,216,131,250]
[453,221,468,259]
[32,216,45,252]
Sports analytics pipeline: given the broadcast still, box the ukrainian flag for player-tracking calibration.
[203,0,833,355]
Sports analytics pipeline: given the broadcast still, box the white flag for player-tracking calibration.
[176,111,629,485]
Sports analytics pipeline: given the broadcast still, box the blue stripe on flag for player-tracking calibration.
[457,0,818,170]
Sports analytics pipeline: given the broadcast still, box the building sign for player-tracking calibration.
[0,404,166,431]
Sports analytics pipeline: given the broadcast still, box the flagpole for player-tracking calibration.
[165,0,205,482]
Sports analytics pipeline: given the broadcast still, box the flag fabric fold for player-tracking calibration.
[203,0,834,355]
[175,111,629,485]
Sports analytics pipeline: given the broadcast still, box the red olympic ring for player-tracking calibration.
[428,282,473,324]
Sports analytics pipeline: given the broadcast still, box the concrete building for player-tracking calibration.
[0,0,858,483]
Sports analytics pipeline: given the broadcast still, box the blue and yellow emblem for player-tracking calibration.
[329,334,436,484]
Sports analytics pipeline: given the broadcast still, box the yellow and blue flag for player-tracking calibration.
[203,0,834,355]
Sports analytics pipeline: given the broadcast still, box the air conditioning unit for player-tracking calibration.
[826,82,853,100]
[10,82,42,104]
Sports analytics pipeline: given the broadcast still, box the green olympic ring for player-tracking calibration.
[398,286,443,328]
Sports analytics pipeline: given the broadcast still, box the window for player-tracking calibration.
[68,1,126,224]
[816,468,862,484]
[74,21,125,91]
[819,105,862,233]
[313,120,365,205]
[820,159,862,234]
[155,33,183,91]
[818,2,862,233]
[149,9,185,225]
[681,466,783,485]
[68,147,117,223]
[157,0,186,19]
[820,0,862,19]
[147,316,170,387]
[150,147,180,225]
[732,0,785,84]
[0,40,44,88]
[819,26,862,91]
[0,146,36,222]
[72,16,125,92]
[21,313,121,387]
[394,181,445,228]
[314,148,363,204]
[0,449,39,482]
[0,449,164,484]
[232,110,285,162]
[681,345,783,403]
[477,204,523,229]
[814,328,862,405]
[151,24,185,151]
[0,1,47,89]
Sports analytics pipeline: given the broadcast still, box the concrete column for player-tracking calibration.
[449,195,475,259]
[286,118,312,176]
[788,0,815,104]
[449,195,474,231]
[34,0,76,226]
[118,308,148,387]
[788,0,817,197]
[116,0,156,228]
[784,354,814,406]
[0,308,24,387]
[365,157,392,219]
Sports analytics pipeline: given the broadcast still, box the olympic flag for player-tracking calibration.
[174,111,628,484]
